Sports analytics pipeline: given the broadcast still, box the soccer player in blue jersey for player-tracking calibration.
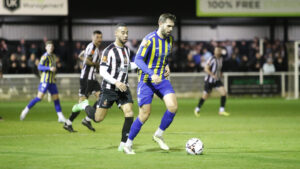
[123,13,177,154]
[20,41,66,122]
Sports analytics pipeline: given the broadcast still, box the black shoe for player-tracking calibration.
[82,119,95,132]
[63,123,77,132]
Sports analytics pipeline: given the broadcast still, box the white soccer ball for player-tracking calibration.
[185,138,204,155]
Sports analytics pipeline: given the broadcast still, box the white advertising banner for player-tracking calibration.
[197,0,300,17]
[0,0,68,16]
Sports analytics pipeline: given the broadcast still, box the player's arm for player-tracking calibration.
[38,55,56,72]
[134,39,154,76]
[85,56,99,68]
[78,50,85,61]
[85,47,99,68]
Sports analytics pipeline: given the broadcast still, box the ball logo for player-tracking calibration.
[4,0,20,12]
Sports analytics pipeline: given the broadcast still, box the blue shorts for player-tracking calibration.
[38,83,59,95]
[137,79,175,107]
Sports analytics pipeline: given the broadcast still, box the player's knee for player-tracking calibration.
[139,111,150,122]
[168,104,178,113]
[94,116,104,122]
[125,111,134,117]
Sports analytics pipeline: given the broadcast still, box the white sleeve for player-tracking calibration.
[100,65,117,85]
[129,62,138,70]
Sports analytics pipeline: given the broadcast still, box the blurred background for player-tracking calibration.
[0,0,299,100]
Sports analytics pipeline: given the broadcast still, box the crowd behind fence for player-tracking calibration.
[0,36,288,77]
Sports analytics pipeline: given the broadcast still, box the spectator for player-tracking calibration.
[15,46,23,60]
[249,52,264,71]
[186,50,196,72]
[239,40,248,57]
[274,56,286,71]
[19,38,27,56]
[263,58,275,74]
[223,53,239,72]
[29,43,38,56]
[27,53,37,72]
[224,40,234,61]
[239,55,250,71]
[202,48,212,62]
[56,56,65,73]
[19,54,29,73]
[56,41,68,63]
[7,53,19,74]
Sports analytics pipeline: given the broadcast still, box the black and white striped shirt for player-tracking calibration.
[204,56,223,83]
[100,43,131,90]
[80,42,100,80]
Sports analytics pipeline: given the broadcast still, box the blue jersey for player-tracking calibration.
[135,31,173,83]
[39,52,56,83]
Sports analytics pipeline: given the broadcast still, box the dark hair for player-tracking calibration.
[93,30,102,35]
[45,41,53,46]
[116,23,127,27]
[158,13,176,24]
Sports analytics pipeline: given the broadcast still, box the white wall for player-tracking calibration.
[181,25,270,41]
[70,25,177,41]
[2,24,58,40]
[2,24,300,42]
[275,26,284,41]
[289,25,300,41]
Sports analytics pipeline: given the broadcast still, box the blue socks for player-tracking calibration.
[54,99,62,113]
[159,110,175,130]
[128,117,143,140]
[27,97,41,109]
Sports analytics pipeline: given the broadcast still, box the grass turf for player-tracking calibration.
[0,98,300,169]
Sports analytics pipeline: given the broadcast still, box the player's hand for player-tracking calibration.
[115,81,127,92]
[50,67,56,72]
[212,75,218,80]
[151,74,162,84]
[164,65,170,77]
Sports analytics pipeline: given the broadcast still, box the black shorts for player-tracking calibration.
[97,88,133,109]
[204,80,223,93]
[79,79,101,98]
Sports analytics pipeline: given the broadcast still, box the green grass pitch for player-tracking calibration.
[0,98,300,169]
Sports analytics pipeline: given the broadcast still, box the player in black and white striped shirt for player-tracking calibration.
[63,30,102,132]
[73,23,137,151]
[194,47,230,117]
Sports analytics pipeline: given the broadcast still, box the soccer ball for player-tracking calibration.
[185,138,204,155]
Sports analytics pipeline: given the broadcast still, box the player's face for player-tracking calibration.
[93,33,103,47]
[214,48,222,57]
[160,19,175,37]
[45,44,54,54]
[116,26,128,45]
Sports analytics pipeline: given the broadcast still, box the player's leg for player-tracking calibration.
[124,104,151,154]
[63,95,86,132]
[118,103,134,151]
[49,84,66,123]
[124,82,153,154]
[194,82,211,117]
[64,79,89,132]
[153,80,177,150]
[216,85,230,116]
[20,83,46,120]
[81,81,101,131]
[80,89,114,123]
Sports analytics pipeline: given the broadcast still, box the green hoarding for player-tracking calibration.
[196,0,300,17]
